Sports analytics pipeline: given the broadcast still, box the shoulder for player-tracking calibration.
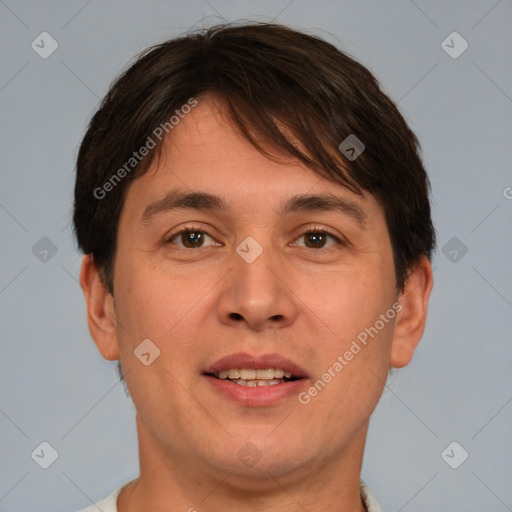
[76,482,128,512]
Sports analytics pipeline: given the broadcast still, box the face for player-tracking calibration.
[92,98,416,486]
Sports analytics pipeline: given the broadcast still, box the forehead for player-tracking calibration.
[160,98,313,185]
[125,98,383,223]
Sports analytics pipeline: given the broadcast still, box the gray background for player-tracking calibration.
[1,1,511,511]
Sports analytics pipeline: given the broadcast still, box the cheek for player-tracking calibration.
[111,259,204,419]
[298,276,395,425]
[114,254,200,339]
[112,254,222,386]
[296,265,397,406]
[301,267,392,341]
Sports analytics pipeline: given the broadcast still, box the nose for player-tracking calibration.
[215,242,299,332]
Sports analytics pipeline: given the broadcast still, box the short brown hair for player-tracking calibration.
[73,22,435,292]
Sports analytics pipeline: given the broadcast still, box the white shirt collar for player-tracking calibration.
[79,479,382,511]
[361,479,383,512]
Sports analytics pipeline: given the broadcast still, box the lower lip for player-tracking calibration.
[204,375,306,407]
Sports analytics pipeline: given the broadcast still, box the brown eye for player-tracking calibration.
[304,232,328,248]
[180,230,204,248]
[167,228,218,249]
[293,230,340,249]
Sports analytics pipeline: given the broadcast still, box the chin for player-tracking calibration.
[208,432,313,480]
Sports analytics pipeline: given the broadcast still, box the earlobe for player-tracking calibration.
[79,255,120,361]
[390,256,433,368]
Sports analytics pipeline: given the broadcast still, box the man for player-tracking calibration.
[75,22,434,511]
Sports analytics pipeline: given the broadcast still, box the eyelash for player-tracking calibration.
[165,225,220,248]
[165,224,345,249]
[293,225,345,249]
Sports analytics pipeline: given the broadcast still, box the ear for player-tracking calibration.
[79,255,120,361]
[390,255,433,368]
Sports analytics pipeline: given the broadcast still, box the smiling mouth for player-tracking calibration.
[205,368,301,387]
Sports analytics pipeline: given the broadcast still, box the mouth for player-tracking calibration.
[205,367,301,387]
[203,353,308,406]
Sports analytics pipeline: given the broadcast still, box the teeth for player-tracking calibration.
[256,369,274,379]
[228,369,240,379]
[239,369,256,380]
[215,368,295,381]
[234,378,285,386]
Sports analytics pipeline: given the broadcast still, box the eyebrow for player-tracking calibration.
[141,190,230,224]
[281,193,367,227]
[141,189,366,227]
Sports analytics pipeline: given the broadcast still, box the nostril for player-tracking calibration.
[229,312,244,321]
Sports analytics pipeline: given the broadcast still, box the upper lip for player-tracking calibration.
[204,352,308,378]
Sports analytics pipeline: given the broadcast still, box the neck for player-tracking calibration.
[118,415,369,512]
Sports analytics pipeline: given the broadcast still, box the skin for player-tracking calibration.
[80,98,433,511]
